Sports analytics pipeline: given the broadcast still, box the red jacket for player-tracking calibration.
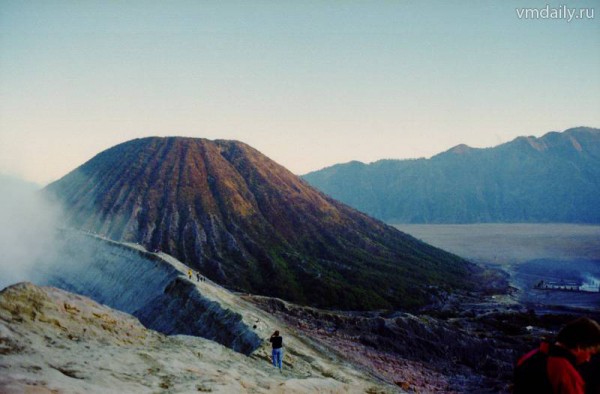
[514,342,585,394]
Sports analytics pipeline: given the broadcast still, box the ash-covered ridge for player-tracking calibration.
[0,281,394,393]
[38,230,262,354]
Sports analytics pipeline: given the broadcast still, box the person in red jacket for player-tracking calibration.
[514,317,600,394]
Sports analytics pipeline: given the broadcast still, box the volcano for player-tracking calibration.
[45,137,476,310]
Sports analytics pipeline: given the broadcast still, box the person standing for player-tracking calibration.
[269,330,283,371]
[514,317,600,394]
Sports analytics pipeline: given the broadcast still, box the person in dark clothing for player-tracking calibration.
[514,317,600,394]
[269,330,283,371]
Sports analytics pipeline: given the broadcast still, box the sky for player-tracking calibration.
[1,0,599,186]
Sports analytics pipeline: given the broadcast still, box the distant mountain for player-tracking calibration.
[303,127,600,223]
[44,137,477,310]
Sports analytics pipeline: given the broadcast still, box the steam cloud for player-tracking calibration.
[0,175,64,289]
[581,274,600,292]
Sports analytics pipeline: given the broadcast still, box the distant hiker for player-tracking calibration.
[188,269,192,280]
[514,317,600,394]
[269,330,284,371]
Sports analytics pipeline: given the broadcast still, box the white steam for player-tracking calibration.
[580,274,600,292]
[0,175,64,290]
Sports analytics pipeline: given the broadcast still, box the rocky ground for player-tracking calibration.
[0,282,396,393]
[247,286,600,394]
[2,232,598,393]
[3,283,598,394]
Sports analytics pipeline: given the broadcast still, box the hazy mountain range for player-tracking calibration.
[303,127,600,224]
[44,137,477,311]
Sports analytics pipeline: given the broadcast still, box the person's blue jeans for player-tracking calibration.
[272,348,283,369]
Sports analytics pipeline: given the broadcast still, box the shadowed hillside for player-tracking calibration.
[44,137,477,311]
[304,127,600,223]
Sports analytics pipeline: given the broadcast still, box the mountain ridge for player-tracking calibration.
[304,127,600,223]
[0,280,395,393]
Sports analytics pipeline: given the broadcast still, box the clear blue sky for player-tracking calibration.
[1,0,599,185]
